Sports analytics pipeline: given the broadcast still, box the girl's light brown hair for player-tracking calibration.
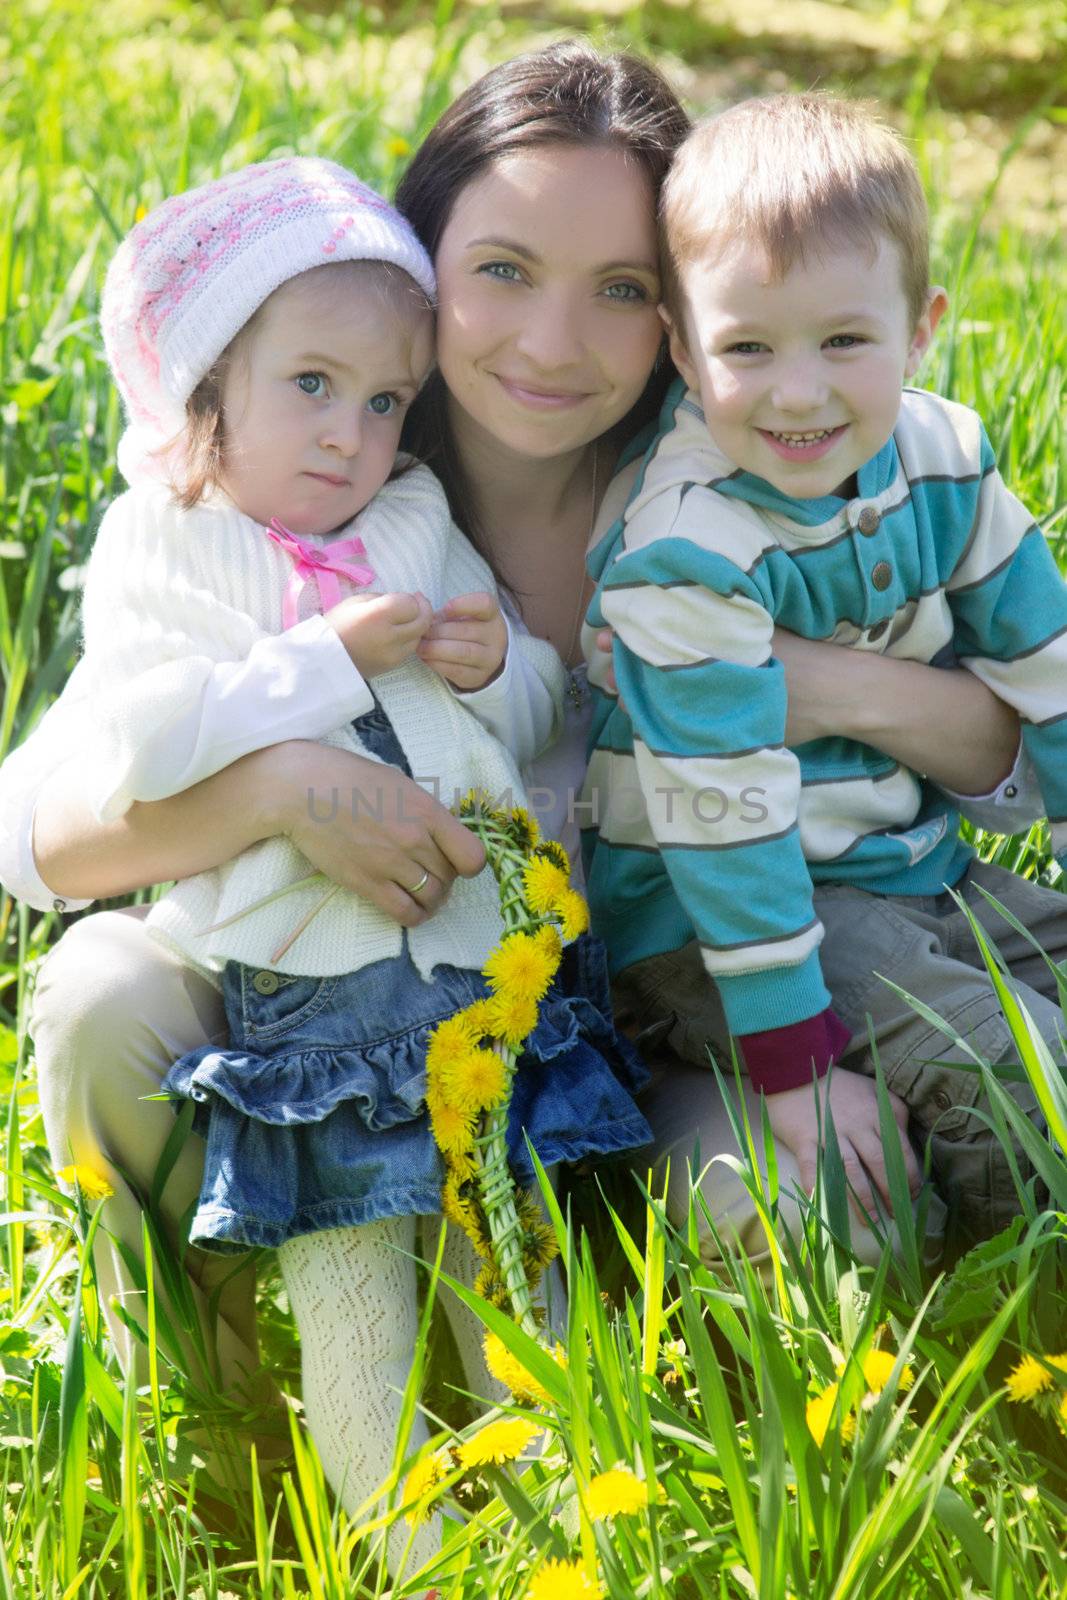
[661,93,930,335]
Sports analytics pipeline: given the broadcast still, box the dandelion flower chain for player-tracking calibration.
[423,793,586,1337]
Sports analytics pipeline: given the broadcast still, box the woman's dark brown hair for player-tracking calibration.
[395,40,691,555]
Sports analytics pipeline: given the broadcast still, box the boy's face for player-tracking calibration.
[666,236,946,500]
[219,267,434,538]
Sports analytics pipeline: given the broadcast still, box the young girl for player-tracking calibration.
[79,156,651,1565]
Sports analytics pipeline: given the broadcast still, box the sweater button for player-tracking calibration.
[857,504,881,535]
[253,970,280,995]
[1004,785,1018,799]
[871,561,893,591]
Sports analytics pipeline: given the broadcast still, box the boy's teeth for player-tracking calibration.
[772,428,834,443]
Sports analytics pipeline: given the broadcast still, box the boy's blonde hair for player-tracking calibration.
[661,93,930,334]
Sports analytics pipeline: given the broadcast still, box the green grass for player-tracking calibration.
[1,0,1066,1594]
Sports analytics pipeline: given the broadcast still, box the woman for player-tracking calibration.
[3,42,1033,1405]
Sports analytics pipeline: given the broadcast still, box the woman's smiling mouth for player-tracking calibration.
[495,375,591,410]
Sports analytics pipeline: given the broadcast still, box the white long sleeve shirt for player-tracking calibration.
[4,466,566,981]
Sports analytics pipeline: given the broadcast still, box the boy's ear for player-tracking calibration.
[904,285,948,379]
[659,305,700,392]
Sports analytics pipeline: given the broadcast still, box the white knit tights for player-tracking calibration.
[278,1216,506,1573]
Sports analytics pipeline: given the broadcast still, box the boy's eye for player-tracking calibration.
[724,341,766,355]
[826,334,864,349]
[367,393,398,416]
[602,281,648,304]
[296,372,326,396]
[478,261,523,283]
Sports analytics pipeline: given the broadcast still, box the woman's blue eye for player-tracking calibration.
[297,372,326,396]
[367,393,397,416]
[603,282,647,304]
[480,261,522,283]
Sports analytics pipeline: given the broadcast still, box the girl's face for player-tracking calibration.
[219,265,434,537]
[434,143,663,463]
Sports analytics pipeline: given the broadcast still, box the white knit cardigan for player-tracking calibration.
[79,465,566,981]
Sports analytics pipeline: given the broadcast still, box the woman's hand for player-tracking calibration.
[772,627,1021,794]
[268,742,485,925]
[33,741,485,926]
[596,624,1022,797]
[417,591,509,690]
[324,591,432,678]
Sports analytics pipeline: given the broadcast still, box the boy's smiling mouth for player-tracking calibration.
[758,423,849,462]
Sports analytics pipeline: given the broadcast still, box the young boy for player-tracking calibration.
[583,92,1065,1254]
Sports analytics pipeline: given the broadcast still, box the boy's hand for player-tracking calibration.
[417,591,508,690]
[766,1067,922,1223]
[325,591,432,679]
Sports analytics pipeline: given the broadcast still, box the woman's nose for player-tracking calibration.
[513,291,582,371]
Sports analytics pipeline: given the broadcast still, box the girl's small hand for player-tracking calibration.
[417,592,508,691]
[325,591,432,679]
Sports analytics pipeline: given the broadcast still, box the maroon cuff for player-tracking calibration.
[739,1007,851,1094]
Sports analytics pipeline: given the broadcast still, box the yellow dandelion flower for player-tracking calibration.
[533,922,563,969]
[386,135,412,158]
[806,1382,853,1449]
[440,1045,508,1113]
[57,1165,114,1201]
[535,839,571,874]
[402,1451,445,1523]
[426,1012,480,1081]
[483,931,557,1005]
[525,1220,560,1269]
[586,1466,649,1520]
[134,203,148,223]
[486,988,540,1048]
[523,855,571,917]
[483,1330,555,1404]
[457,1416,542,1469]
[508,805,541,848]
[460,998,497,1041]
[429,1098,477,1158]
[860,1349,914,1394]
[1049,1353,1067,1376]
[527,1558,600,1599]
[554,887,589,940]
[1006,1353,1056,1403]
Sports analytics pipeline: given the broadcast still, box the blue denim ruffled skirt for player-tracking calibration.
[163,934,651,1252]
[161,692,651,1253]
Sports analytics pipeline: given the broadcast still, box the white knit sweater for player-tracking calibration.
[78,465,566,981]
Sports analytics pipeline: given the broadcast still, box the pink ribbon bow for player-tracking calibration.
[266,517,376,629]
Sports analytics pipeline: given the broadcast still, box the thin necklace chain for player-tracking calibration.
[565,443,598,707]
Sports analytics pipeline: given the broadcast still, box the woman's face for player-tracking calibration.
[434,143,663,462]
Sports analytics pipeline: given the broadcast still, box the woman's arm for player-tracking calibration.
[772,629,1020,796]
[31,741,485,927]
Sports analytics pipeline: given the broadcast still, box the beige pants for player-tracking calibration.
[615,860,1065,1260]
[29,906,570,1397]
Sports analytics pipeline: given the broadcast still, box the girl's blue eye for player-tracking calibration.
[726,342,766,355]
[367,393,397,416]
[297,372,326,396]
[603,282,647,304]
[479,261,522,283]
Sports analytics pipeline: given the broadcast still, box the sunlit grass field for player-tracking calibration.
[1,0,1066,1594]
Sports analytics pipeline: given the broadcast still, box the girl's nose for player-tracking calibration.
[321,406,362,457]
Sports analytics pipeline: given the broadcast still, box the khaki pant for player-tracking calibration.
[615,860,1064,1258]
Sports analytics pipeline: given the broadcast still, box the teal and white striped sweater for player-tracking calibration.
[582,380,1064,1064]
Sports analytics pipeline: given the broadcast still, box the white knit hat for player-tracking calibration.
[102,156,435,485]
